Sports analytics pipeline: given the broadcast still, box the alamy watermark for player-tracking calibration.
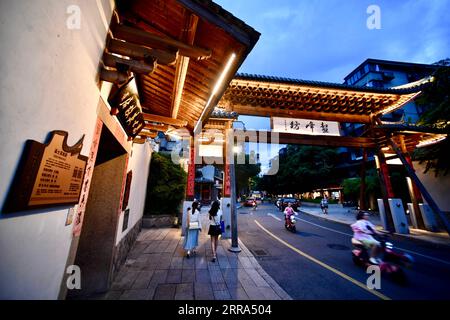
[66,265,81,290]
[366,265,381,290]
[367,5,381,30]
[66,5,81,30]
[170,124,280,175]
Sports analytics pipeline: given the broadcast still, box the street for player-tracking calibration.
[237,203,450,300]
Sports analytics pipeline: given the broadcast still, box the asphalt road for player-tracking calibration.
[237,203,450,300]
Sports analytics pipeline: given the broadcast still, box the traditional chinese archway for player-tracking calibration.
[207,73,449,235]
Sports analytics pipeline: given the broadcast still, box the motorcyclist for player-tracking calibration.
[284,202,296,222]
[252,199,257,210]
[351,211,382,265]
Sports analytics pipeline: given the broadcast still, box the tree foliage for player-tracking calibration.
[342,169,381,201]
[413,66,450,176]
[145,153,187,215]
[257,145,340,195]
[235,152,261,195]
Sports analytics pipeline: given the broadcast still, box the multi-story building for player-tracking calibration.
[344,58,439,123]
[338,58,442,208]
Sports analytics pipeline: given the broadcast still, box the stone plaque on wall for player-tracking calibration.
[3,131,88,213]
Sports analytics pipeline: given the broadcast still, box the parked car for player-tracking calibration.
[244,198,257,207]
[343,200,357,207]
[279,198,301,212]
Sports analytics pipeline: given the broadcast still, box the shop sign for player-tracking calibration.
[3,131,87,213]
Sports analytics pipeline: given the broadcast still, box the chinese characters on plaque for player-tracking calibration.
[272,117,341,136]
[109,78,145,139]
[3,131,87,213]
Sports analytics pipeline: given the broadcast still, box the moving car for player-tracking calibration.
[279,198,301,212]
[243,198,257,207]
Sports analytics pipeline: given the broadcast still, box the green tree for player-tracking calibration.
[235,153,261,195]
[413,66,450,176]
[144,153,187,215]
[342,169,381,202]
[275,145,340,194]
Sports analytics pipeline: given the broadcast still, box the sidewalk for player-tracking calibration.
[101,213,292,300]
[300,206,450,247]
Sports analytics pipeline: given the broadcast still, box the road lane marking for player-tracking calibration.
[254,219,391,300]
[296,217,353,237]
[296,216,450,266]
[268,213,281,221]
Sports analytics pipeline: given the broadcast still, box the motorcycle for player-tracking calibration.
[284,214,296,232]
[351,234,414,285]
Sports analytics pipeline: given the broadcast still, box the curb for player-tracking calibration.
[299,209,450,249]
[389,232,450,249]
[299,209,353,227]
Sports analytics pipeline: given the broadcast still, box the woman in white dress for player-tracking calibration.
[184,201,201,258]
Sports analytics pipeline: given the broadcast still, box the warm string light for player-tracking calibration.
[416,135,447,148]
[194,52,236,135]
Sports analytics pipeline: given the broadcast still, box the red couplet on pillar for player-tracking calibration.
[224,163,231,197]
[186,146,195,199]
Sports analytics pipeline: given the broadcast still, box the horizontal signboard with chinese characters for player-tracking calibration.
[272,117,341,136]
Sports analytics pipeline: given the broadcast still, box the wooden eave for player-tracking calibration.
[115,0,260,132]
[219,77,423,124]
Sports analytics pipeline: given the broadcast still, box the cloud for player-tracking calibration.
[216,0,450,82]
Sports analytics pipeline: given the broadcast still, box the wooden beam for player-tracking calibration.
[228,103,371,123]
[112,24,211,60]
[234,130,377,148]
[144,123,169,132]
[99,68,129,84]
[103,52,155,74]
[140,132,158,139]
[133,138,147,144]
[143,113,187,127]
[171,13,199,119]
[108,38,178,66]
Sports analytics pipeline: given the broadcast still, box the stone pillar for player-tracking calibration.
[399,135,425,229]
[375,150,395,232]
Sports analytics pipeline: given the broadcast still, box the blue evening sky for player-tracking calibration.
[215,0,450,173]
[216,0,450,82]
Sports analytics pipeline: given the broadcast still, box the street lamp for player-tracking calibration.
[228,127,241,253]
[228,152,241,253]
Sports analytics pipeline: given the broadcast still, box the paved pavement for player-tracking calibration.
[100,212,291,300]
[299,205,450,247]
[238,204,450,299]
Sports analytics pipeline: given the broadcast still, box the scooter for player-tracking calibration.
[284,214,296,232]
[351,234,414,285]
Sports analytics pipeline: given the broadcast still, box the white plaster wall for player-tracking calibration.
[0,0,114,299]
[115,142,153,244]
[414,161,450,212]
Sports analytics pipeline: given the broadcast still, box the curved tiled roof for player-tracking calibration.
[210,107,238,119]
[234,73,428,94]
